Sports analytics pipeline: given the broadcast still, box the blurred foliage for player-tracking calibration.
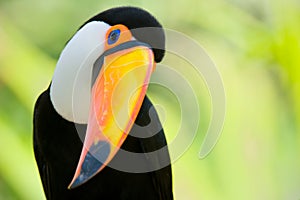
[0,0,300,199]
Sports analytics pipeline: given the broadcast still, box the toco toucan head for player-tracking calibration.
[49,7,165,189]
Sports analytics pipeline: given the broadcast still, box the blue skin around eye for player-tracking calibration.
[108,29,121,45]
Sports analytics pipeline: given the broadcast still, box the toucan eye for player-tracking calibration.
[107,29,120,45]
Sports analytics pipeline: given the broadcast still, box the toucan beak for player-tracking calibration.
[68,41,155,189]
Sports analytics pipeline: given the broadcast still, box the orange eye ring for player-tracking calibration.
[104,25,132,50]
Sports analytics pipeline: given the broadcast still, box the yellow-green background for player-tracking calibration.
[0,0,300,199]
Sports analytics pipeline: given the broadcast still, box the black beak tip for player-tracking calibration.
[68,177,83,189]
[68,141,110,189]
[68,168,95,189]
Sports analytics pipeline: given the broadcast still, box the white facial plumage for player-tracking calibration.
[50,21,111,124]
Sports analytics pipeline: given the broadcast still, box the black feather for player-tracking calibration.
[34,88,173,199]
[81,6,165,63]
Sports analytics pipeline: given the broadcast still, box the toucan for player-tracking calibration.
[33,6,173,200]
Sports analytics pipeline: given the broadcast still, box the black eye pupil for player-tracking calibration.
[108,29,120,45]
[110,32,117,41]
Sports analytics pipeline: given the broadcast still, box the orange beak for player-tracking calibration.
[68,40,155,189]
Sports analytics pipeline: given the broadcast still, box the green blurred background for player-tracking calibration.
[0,0,300,199]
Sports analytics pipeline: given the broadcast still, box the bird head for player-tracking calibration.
[49,7,165,189]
